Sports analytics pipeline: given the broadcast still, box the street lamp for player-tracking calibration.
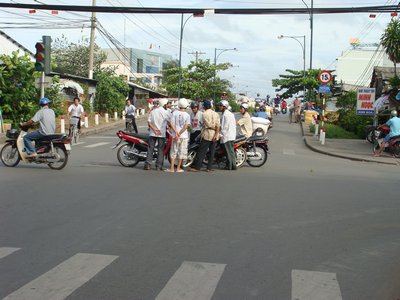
[213,47,237,101]
[278,35,306,98]
[301,0,313,70]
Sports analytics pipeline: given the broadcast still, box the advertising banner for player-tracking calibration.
[356,88,375,116]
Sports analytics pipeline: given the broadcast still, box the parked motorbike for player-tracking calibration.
[0,127,71,170]
[113,130,172,167]
[182,135,247,169]
[372,125,400,157]
[243,129,269,167]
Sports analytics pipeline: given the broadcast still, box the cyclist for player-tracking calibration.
[124,99,138,133]
[68,97,84,134]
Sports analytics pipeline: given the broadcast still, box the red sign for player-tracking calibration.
[318,70,333,84]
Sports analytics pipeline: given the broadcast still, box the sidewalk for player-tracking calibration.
[301,122,400,166]
[0,114,147,146]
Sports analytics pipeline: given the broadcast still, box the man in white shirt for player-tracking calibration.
[218,100,237,170]
[189,101,203,143]
[167,99,191,173]
[145,98,172,170]
[68,97,84,132]
[124,99,137,133]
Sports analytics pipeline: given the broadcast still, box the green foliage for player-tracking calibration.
[93,70,129,113]
[310,123,358,139]
[389,75,400,88]
[335,90,357,110]
[52,35,107,77]
[0,51,39,125]
[161,59,232,100]
[381,18,400,75]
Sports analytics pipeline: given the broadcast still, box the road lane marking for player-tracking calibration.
[291,269,343,300]
[155,261,226,300]
[71,142,85,146]
[84,142,111,148]
[3,253,118,300]
[0,247,20,259]
[283,149,295,155]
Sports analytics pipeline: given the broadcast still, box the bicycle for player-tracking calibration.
[69,117,80,144]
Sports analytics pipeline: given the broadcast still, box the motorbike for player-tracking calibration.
[281,107,287,114]
[274,104,281,115]
[243,128,269,167]
[113,130,172,167]
[182,135,248,169]
[0,127,71,170]
[372,125,400,157]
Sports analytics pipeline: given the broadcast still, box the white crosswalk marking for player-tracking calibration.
[0,247,20,259]
[291,269,343,300]
[155,261,226,300]
[3,253,118,300]
[84,142,111,148]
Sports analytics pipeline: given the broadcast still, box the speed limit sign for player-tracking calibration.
[318,70,333,84]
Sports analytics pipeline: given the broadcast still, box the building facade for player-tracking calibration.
[0,30,34,59]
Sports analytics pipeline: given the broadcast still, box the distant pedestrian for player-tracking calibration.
[189,100,220,172]
[189,101,203,144]
[167,99,191,173]
[219,100,237,170]
[124,99,138,133]
[293,97,301,123]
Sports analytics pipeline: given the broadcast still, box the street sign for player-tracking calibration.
[318,70,333,84]
[356,88,375,116]
[318,84,331,94]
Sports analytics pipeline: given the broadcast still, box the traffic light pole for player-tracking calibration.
[40,72,45,98]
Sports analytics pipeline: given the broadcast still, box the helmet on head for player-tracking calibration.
[219,100,229,108]
[39,97,50,106]
[254,105,260,112]
[260,106,266,112]
[178,98,189,109]
[203,100,212,109]
[190,101,199,108]
[391,110,398,117]
[241,103,249,110]
[159,98,169,107]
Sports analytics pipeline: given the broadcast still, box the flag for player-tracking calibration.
[29,9,36,14]
[51,10,59,15]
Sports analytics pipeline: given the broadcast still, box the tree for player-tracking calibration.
[52,35,107,77]
[161,59,232,100]
[94,70,129,114]
[381,18,400,76]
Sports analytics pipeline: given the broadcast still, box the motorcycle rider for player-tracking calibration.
[189,101,203,143]
[68,97,84,133]
[124,99,138,133]
[237,103,253,138]
[19,97,56,158]
[219,100,237,170]
[144,98,172,170]
[189,100,220,172]
[374,109,400,157]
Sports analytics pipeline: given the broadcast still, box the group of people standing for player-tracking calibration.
[143,98,253,173]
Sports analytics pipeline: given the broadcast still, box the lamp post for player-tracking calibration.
[301,0,313,70]
[278,35,306,98]
[213,47,237,101]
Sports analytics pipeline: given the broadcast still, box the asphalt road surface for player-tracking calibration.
[1,114,400,300]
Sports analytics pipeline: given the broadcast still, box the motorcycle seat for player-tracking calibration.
[247,135,266,142]
[38,134,67,142]
[234,135,247,143]
[124,132,150,141]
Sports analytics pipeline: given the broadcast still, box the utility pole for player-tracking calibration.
[188,51,206,63]
[88,0,96,79]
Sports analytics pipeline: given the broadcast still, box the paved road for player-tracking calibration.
[1,114,399,299]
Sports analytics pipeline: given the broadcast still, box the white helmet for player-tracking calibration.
[219,100,229,108]
[391,110,398,117]
[178,98,189,108]
[241,103,249,110]
[159,98,169,107]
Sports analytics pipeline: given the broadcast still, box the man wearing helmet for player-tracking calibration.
[167,99,191,173]
[189,101,203,144]
[144,98,172,170]
[374,109,400,157]
[237,102,253,138]
[19,97,56,158]
[219,100,237,170]
[190,100,220,172]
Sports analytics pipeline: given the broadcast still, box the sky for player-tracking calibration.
[0,0,396,98]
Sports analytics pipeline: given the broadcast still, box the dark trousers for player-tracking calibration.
[222,141,236,170]
[194,139,216,170]
[146,136,166,168]
[126,115,138,133]
[190,130,201,144]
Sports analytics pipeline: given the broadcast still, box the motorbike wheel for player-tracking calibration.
[373,139,381,155]
[48,145,68,170]
[0,143,20,167]
[393,141,400,158]
[235,147,247,167]
[366,128,374,144]
[117,143,139,167]
[182,149,197,168]
[247,146,267,167]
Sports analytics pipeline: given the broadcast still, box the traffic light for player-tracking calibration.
[34,36,51,74]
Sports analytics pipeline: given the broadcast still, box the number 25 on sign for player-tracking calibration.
[318,70,332,85]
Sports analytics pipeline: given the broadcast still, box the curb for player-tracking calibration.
[300,122,399,166]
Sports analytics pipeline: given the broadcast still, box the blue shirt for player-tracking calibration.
[386,116,400,138]
[253,112,268,119]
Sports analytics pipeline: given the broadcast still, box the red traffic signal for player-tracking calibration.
[34,37,51,73]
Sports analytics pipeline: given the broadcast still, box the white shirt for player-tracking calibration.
[68,104,84,118]
[220,110,236,143]
[148,106,171,138]
[125,104,136,116]
[189,110,203,132]
[171,110,191,139]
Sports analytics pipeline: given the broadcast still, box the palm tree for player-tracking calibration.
[381,18,400,77]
